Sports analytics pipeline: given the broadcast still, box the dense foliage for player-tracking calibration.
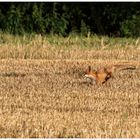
[0,2,140,37]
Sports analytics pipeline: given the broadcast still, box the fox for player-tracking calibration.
[84,66,108,84]
[84,64,136,85]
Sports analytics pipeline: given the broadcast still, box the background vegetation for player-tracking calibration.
[0,2,140,37]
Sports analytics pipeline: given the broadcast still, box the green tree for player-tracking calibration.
[5,4,23,34]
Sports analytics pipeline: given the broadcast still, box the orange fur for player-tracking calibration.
[84,64,136,85]
[84,66,108,84]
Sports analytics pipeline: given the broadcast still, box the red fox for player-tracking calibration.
[84,66,108,84]
[84,64,136,85]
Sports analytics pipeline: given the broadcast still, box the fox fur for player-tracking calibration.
[84,64,136,85]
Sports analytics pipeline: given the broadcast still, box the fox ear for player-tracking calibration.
[88,65,91,72]
[84,65,91,74]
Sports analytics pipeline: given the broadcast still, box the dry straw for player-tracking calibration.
[0,33,139,138]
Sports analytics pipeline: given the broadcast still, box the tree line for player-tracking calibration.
[0,2,140,37]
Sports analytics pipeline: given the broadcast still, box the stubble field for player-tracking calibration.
[0,34,140,138]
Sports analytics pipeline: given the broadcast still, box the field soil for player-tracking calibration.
[0,58,140,138]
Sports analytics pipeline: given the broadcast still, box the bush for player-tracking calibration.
[120,15,140,37]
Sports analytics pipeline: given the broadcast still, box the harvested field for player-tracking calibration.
[0,58,140,138]
[0,34,140,138]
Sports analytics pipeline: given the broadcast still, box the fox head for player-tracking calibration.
[84,66,97,85]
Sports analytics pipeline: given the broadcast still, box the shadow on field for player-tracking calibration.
[0,72,26,77]
[55,107,108,114]
[0,72,48,77]
[52,107,94,112]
